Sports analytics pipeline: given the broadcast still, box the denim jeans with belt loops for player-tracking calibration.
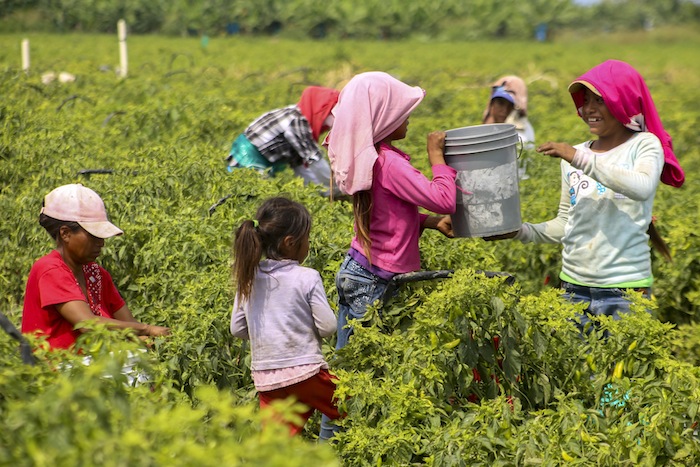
[560,281,651,334]
[334,254,392,351]
[320,255,392,441]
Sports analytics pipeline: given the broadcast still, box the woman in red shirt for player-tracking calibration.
[22,184,169,349]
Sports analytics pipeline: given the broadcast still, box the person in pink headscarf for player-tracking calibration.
[490,59,684,334]
[319,71,458,440]
[325,71,457,350]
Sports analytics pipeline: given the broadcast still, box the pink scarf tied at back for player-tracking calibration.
[325,72,425,195]
[569,59,684,188]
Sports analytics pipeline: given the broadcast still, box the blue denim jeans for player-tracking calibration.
[320,255,392,441]
[335,255,392,351]
[560,281,650,334]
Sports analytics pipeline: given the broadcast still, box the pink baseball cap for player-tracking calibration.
[41,184,123,238]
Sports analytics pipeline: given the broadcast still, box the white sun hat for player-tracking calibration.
[41,184,123,239]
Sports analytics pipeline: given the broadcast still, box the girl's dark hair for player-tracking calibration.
[39,213,81,242]
[233,197,312,301]
[648,221,672,263]
[353,190,373,264]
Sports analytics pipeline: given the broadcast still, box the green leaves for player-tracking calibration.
[0,344,339,465]
[330,271,700,464]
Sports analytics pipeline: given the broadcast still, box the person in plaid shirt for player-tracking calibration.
[226,86,340,196]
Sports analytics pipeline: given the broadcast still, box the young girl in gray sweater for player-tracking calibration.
[230,197,341,438]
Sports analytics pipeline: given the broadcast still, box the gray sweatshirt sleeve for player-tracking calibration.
[230,294,250,339]
[309,276,337,338]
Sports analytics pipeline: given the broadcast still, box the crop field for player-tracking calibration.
[2,30,700,465]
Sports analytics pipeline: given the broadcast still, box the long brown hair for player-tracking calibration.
[232,197,312,301]
[353,190,373,264]
[648,221,672,262]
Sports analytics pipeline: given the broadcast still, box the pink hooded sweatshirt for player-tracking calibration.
[568,60,684,188]
[326,72,425,195]
[326,72,457,273]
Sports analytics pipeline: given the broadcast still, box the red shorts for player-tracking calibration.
[258,368,343,436]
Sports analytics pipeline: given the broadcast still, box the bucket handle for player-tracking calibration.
[516,135,524,159]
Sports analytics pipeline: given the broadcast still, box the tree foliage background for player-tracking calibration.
[1,0,699,38]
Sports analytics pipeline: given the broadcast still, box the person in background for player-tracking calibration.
[230,197,342,439]
[326,71,457,350]
[22,184,170,350]
[489,60,684,333]
[483,75,536,149]
[226,86,340,196]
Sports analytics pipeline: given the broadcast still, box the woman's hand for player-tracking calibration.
[427,131,447,166]
[144,324,170,337]
[435,215,454,238]
[536,141,576,163]
[423,215,454,238]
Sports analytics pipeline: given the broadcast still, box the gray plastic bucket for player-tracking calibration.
[444,124,521,238]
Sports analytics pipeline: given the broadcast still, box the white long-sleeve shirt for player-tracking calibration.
[516,132,663,287]
[230,259,336,371]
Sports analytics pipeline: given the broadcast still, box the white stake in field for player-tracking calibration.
[21,38,29,72]
[118,19,128,78]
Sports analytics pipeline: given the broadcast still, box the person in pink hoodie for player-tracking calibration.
[325,72,458,350]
